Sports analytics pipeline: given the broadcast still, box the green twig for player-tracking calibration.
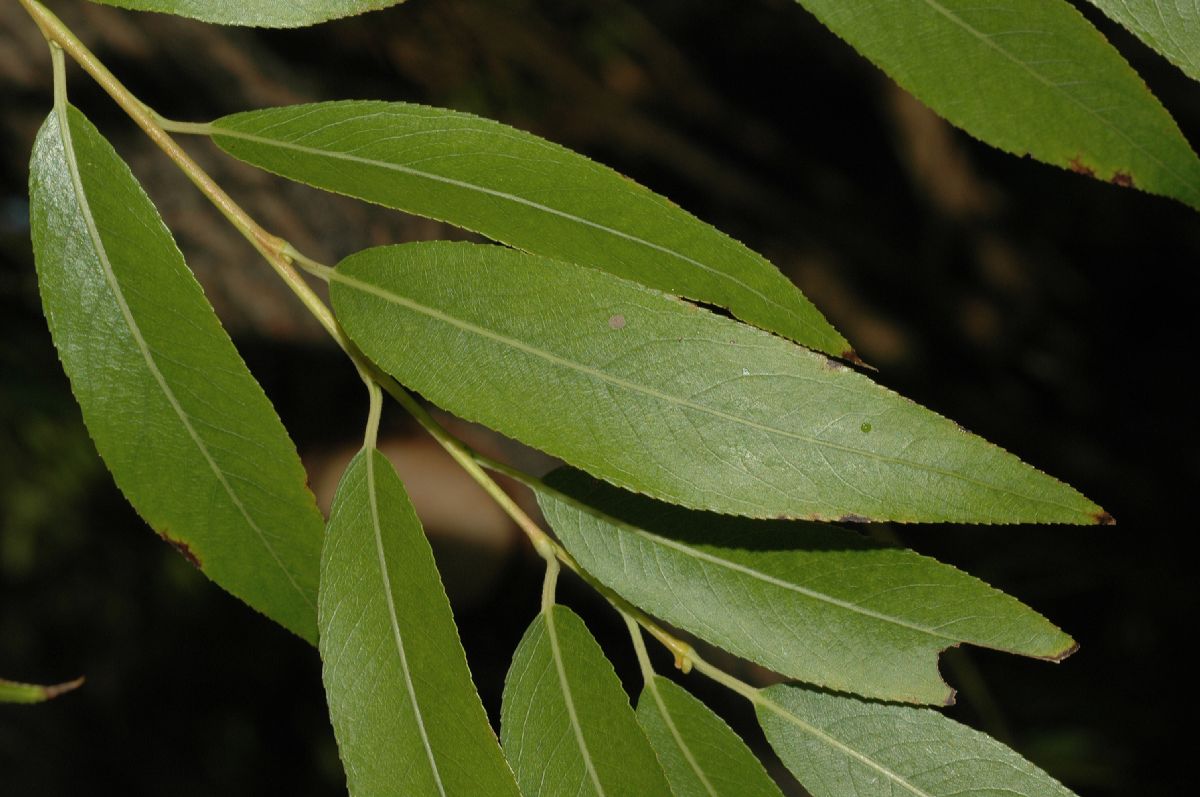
[17,0,752,711]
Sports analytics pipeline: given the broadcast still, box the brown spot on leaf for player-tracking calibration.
[608,314,626,330]
[838,513,871,524]
[1092,511,1116,526]
[1045,640,1081,663]
[1110,170,1134,188]
[160,533,202,568]
[823,357,849,372]
[1067,156,1095,178]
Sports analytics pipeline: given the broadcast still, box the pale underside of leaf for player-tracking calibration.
[364,448,445,794]
[637,675,784,797]
[30,106,323,640]
[89,0,405,28]
[501,605,673,796]
[1084,0,1200,83]
[536,470,1075,705]
[330,241,1105,524]
[546,606,606,795]
[209,101,849,356]
[319,449,520,797]
[757,684,1078,797]
[793,0,1200,208]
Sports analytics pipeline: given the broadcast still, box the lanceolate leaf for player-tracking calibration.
[209,101,849,356]
[320,449,520,797]
[29,106,324,641]
[0,677,84,705]
[1085,1,1200,84]
[501,605,673,796]
[537,470,1075,705]
[90,1,404,28]
[330,241,1105,524]
[637,675,784,797]
[792,0,1200,208]
[757,684,1078,797]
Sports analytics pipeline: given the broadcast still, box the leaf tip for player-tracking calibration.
[1091,510,1116,526]
[45,676,85,700]
[1046,639,1080,663]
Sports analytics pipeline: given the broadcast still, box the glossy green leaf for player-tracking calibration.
[209,101,849,356]
[636,675,784,797]
[793,0,1200,208]
[757,684,1078,797]
[330,241,1105,524]
[537,470,1074,705]
[320,449,520,797]
[90,0,404,28]
[0,677,83,705]
[1085,1,1200,83]
[501,605,673,797]
[29,106,323,641]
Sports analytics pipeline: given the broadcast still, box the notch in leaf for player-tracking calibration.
[537,469,1076,705]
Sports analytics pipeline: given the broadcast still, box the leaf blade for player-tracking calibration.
[29,106,324,640]
[210,101,848,355]
[330,241,1103,524]
[320,449,520,797]
[537,470,1074,704]
[793,0,1200,207]
[1084,1,1200,83]
[757,684,1078,797]
[637,675,784,797]
[501,605,673,797]
[90,0,405,28]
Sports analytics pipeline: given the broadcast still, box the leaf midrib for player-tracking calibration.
[544,608,606,796]
[595,512,967,644]
[211,120,826,341]
[332,268,1086,518]
[55,105,313,611]
[364,449,446,797]
[760,693,935,797]
[644,678,720,797]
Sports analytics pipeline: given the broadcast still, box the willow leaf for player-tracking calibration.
[320,449,520,797]
[90,1,404,28]
[757,684,1078,797]
[0,677,84,705]
[209,101,849,356]
[501,605,673,797]
[637,675,783,797]
[1085,1,1200,83]
[330,241,1105,524]
[536,469,1074,705]
[793,0,1200,208]
[29,106,323,641]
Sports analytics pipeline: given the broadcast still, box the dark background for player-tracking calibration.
[1,1,1193,794]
